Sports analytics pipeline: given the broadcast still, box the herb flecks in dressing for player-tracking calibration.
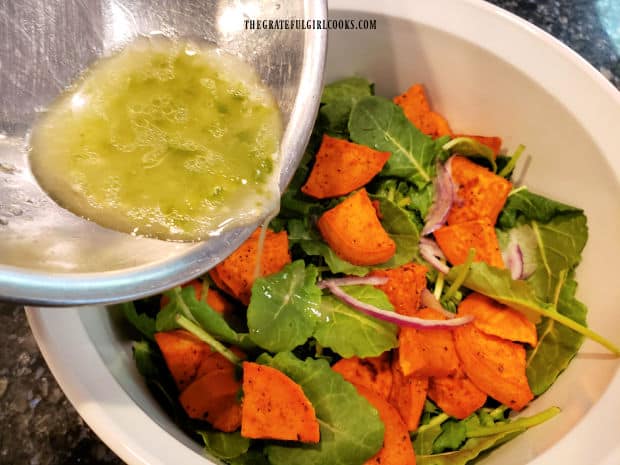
[29,37,282,241]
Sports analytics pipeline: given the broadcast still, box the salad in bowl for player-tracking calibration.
[119,76,618,465]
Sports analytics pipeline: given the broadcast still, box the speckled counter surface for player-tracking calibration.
[1,1,619,464]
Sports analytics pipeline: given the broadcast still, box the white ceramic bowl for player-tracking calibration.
[27,1,620,464]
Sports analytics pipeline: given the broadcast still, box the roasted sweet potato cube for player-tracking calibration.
[241,362,320,443]
[355,386,417,465]
[301,135,390,199]
[154,329,211,391]
[458,293,538,346]
[317,188,396,266]
[447,156,512,225]
[179,367,242,432]
[394,83,452,138]
[454,135,503,156]
[196,346,246,379]
[394,84,430,121]
[370,263,428,316]
[332,353,393,399]
[428,366,487,420]
[434,219,505,268]
[430,112,453,137]
[205,287,236,315]
[388,362,428,431]
[209,267,235,298]
[454,323,534,411]
[398,307,460,378]
[210,228,291,305]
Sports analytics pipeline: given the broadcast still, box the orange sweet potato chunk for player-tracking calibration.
[332,353,393,399]
[388,362,428,431]
[210,228,291,305]
[301,135,391,199]
[454,323,534,411]
[241,362,320,443]
[393,83,452,138]
[434,219,505,268]
[447,156,512,226]
[398,308,460,378]
[317,188,396,266]
[154,330,211,391]
[394,84,430,121]
[206,287,236,315]
[356,386,416,465]
[454,135,503,156]
[458,293,538,346]
[196,346,246,379]
[430,112,453,138]
[428,366,487,420]
[370,263,428,316]
[209,267,235,298]
[179,367,242,432]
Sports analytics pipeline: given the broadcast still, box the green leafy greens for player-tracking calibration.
[199,431,251,460]
[120,75,614,465]
[446,263,618,355]
[261,352,384,465]
[527,214,587,302]
[318,77,374,138]
[526,273,587,394]
[119,302,156,341]
[349,96,444,188]
[156,285,255,350]
[442,136,497,172]
[498,188,582,230]
[414,406,560,465]
[315,285,398,358]
[247,261,398,358]
[247,260,322,353]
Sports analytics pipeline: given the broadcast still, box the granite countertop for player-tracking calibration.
[1,1,619,464]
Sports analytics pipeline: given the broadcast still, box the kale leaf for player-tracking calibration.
[498,188,582,230]
[156,285,255,350]
[314,285,398,358]
[349,96,444,189]
[247,260,322,353]
[318,77,374,138]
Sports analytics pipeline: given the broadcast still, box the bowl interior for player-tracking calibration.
[31,2,620,465]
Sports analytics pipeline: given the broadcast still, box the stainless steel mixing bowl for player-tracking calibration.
[0,0,327,305]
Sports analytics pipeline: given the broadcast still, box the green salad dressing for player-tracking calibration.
[29,37,282,241]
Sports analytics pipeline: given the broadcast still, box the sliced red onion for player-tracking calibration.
[446,157,465,208]
[452,192,465,208]
[501,225,538,280]
[324,282,473,329]
[420,289,456,319]
[421,159,455,236]
[317,276,388,289]
[419,237,450,274]
[503,241,524,280]
[420,288,443,310]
